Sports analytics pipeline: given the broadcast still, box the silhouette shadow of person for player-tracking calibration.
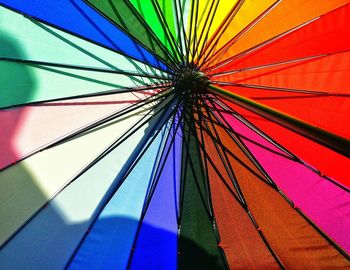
[0,31,36,166]
[0,77,225,269]
[0,21,52,250]
[0,8,224,270]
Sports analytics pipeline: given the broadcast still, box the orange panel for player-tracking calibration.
[194,110,280,269]
[208,4,350,73]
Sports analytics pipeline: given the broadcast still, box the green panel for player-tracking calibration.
[0,6,166,78]
[85,0,174,64]
[0,61,159,108]
[179,116,225,270]
[130,0,180,60]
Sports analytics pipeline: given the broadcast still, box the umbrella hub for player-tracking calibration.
[173,66,210,95]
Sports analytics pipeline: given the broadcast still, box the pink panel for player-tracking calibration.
[0,91,155,169]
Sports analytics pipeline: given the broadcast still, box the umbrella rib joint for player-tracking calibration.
[172,63,210,96]
[208,84,350,159]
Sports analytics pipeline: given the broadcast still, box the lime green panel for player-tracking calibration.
[0,6,166,78]
[0,61,160,108]
[157,0,177,43]
[130,1,167,48]
[130,0,180,60]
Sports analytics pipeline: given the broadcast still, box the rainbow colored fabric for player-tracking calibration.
[0,0,349,269]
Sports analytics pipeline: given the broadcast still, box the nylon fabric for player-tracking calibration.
[0,92,157,169]
[218,99,350,188]
[188,0,239,61]
[209,4,350,73]
[130,0,180,60]
[85,0,173,65]
[0,61,161,108]
[0,6,167,78]
[215,85,350,139]
[214,52,350,94]
[0,103,155,247]
[200,0,277,69]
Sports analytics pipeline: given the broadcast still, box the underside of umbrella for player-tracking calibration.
[0,0,349,269]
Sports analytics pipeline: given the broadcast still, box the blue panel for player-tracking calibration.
[68,123,170,270]
[0,0,168,70]
[129,119,182,270]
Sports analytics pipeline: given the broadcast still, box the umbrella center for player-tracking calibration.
[173,65,210,95]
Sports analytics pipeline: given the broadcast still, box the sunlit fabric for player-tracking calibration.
[0,0,349,269]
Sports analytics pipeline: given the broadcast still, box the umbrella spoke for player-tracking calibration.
[82,0,180,72]
[127,105,186,269]
[149,0,184,65]
[204,16,320,73]
[193,97,286,268]
[1,0,349,267]
[64,91,184,268]
[0,92,178,249]
[196,0,246,69]
[191,0,218,63]
[0,82,171,110]
[202,0,282,71]
[0,2,171,71]
[0,58,171,81]
[173,0,189,59]
[211,96,350,192]
[210,81,350,96]
[0,87,172,171]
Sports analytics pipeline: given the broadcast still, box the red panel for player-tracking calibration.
[212,52,350,94]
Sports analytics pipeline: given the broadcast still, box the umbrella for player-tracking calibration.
[0,0,349,269]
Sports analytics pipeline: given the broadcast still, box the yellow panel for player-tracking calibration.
[187,0,238,61]
[201,0,276,68]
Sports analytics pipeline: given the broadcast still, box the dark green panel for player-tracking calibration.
[179,115,225,270]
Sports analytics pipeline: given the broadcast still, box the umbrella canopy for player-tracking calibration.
[0,0,349,269]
